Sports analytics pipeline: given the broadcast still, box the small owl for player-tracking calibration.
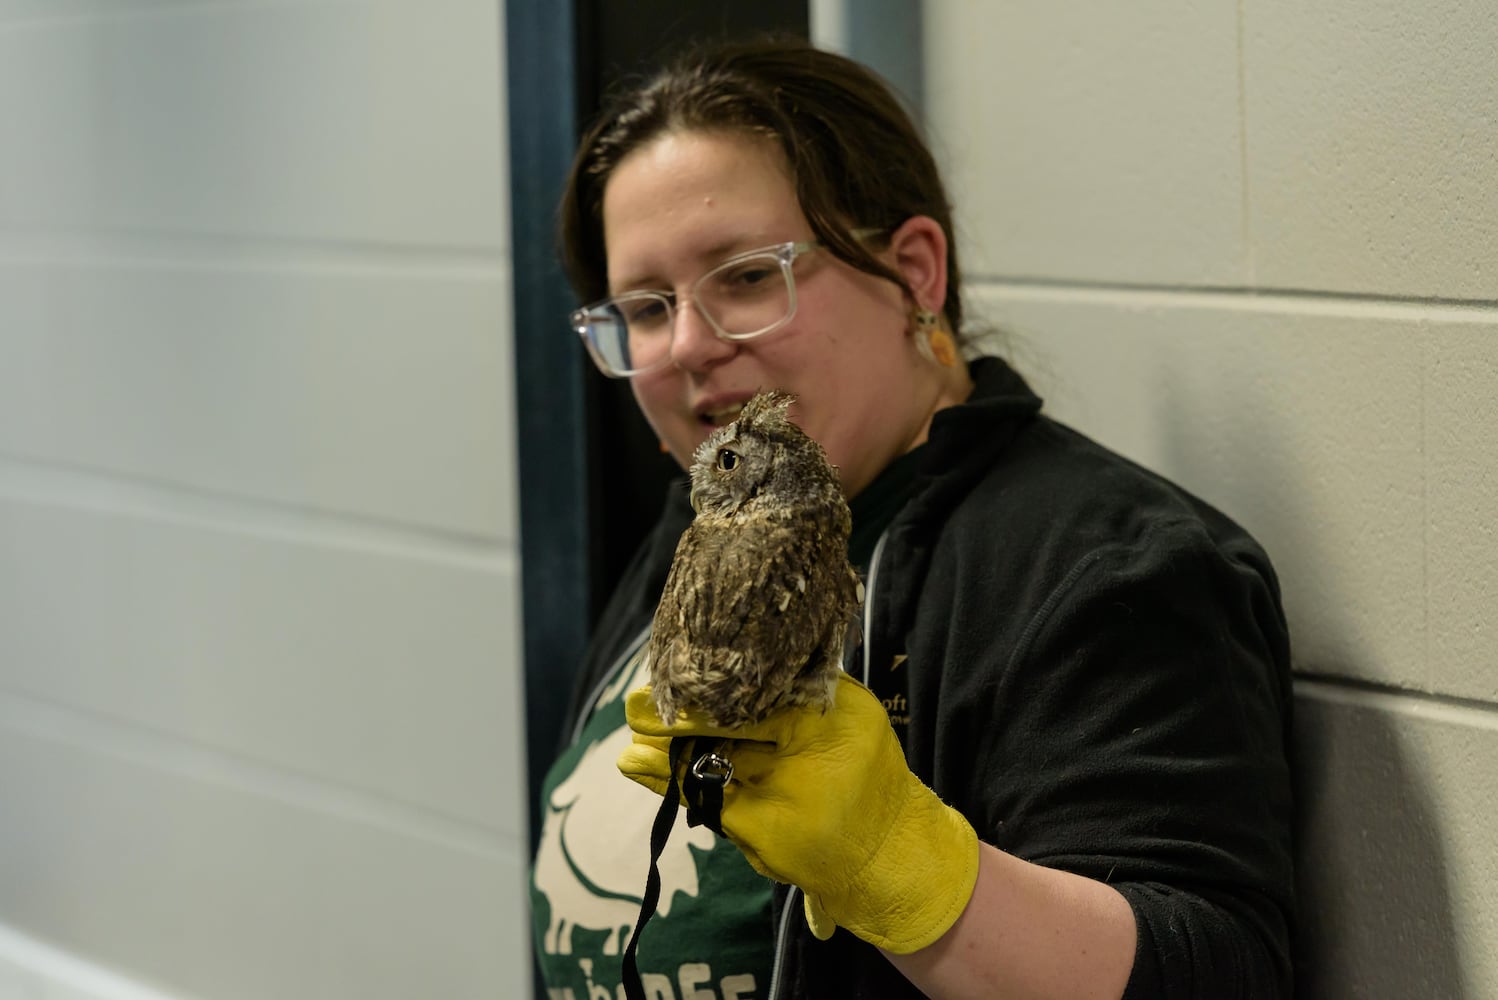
[646,390,864,728]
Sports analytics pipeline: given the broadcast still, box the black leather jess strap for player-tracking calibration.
[621,736,729,1000]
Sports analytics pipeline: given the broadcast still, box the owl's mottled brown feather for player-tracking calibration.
[646,391,863,727]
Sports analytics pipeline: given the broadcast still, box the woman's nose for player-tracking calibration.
[668,300,735,372]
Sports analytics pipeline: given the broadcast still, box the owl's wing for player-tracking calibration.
[647,512,857,717]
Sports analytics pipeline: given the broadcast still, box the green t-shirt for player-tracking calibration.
[530,633,775,999]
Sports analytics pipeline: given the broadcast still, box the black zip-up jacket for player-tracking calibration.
[561,358,1295,998]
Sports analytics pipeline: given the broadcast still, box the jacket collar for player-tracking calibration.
[905,356,1043,523]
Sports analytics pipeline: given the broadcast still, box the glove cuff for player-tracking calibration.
[830,780,981,954]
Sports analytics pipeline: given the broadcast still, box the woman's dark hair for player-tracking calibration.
[559,37,965,338]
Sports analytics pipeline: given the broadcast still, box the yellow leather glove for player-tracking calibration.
[618,672,979,954]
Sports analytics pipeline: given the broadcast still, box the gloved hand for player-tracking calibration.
[618,672,979,954]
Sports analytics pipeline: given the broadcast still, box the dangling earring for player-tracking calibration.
[912,307,958,367]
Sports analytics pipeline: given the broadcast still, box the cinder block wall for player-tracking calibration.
[0,2,530,998]
[924,2,1496,996]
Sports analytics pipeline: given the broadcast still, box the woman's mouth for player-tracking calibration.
[698,402,746,428]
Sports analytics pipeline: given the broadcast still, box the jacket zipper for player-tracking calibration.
[861,529,889,687]
[766,886,799,1000]
[768,526,891,999]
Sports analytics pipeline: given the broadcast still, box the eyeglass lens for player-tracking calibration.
[579,248,796,375]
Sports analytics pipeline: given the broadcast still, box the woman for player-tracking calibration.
[530,38,1294,999]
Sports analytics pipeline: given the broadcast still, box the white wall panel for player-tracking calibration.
[1427,328,1498,700]
[976,287,1469,693]
[1294,683,1498,998]
[0,261,513,539]
[1,924,191,1000]
[0,0,508,250]
[925,1,1245,286]
[0,0,525,995]
[0,714,526,1000]
[1243,0,1498,300]
[0,6,103,223]
[0,495,524,837]
[935,1,1498,993]
[0,2,203,17]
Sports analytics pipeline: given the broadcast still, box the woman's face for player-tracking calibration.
[600,129,960,498]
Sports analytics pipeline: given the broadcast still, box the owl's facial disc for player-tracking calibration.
[691,445,742,514]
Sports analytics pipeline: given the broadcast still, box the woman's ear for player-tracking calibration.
[887,215,949,314]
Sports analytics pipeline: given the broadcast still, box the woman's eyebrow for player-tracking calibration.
[609,236,773,294]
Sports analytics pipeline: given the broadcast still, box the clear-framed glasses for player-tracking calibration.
[570,240,819,378]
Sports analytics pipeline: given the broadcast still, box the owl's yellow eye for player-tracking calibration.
[717,448,740,472]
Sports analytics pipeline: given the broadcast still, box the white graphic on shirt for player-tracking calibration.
[596,641,647,706]
[534,649,717,956]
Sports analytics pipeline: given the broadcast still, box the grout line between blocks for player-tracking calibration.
[1294,673,1498,730]
[0,451,519,571]
[0,684,520,859]
[969,278,1498,323]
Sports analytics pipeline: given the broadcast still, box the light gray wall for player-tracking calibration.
[924,1,1496,996]
[0,1,530,998]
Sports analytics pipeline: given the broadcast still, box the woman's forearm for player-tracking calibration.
[882,842,1137,1000]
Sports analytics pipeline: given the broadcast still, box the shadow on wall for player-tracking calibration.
[1292,695,1464,999]
[1149,364,1465,999]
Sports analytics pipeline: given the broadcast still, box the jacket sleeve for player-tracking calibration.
[961,517,1295,999]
